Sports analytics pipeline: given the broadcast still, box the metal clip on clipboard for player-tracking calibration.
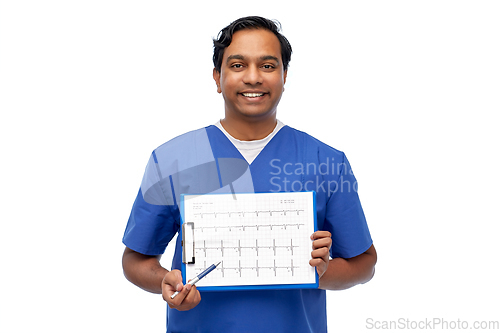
[182,222,195,264]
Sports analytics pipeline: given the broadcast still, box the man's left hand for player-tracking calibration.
[309,231,332,278]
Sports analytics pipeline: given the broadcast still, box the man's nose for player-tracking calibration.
[242,65,262,85]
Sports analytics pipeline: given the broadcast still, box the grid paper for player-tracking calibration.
[181,192,316,289]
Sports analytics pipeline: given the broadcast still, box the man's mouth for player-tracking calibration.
[241,92,265,98]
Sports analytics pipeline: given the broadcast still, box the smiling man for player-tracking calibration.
[213,28,287,140]
[122,16,377,333]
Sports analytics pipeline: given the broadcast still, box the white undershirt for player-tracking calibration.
[215,120,285,164]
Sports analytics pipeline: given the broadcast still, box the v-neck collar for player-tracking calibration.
[208,124,288,167]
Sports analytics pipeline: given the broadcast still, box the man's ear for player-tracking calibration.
[213,68,222,93]
[282,70,287,92]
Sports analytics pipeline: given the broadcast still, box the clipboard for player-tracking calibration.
[179,191,318,291]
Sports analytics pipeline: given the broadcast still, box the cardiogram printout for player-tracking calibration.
[180,191,318,291]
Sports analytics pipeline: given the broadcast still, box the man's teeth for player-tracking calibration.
[242,93,264,97]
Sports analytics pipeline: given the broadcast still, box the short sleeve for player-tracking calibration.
[122,154,180,255]
[325,154,372,259]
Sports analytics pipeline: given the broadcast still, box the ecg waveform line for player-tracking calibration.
[193,209,305,219]
[196,259,300,278]
[192,222,305,232]
[195,238,300,257]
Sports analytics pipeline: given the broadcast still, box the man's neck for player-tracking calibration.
[220,115,277,141]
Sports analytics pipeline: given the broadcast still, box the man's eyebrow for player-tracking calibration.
[260,55,279,63]
[226,54,245,63]
[225,54,280,64]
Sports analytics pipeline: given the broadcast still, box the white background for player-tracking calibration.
[1,1,499,332]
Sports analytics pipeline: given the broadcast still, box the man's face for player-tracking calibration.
[213,29,287,121]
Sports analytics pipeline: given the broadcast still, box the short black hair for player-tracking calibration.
[213,16,292,73]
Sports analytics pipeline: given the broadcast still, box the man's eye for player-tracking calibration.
[232,64,243,68]
[262,64,275,69]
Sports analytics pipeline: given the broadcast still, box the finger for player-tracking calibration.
[184,285,201,304]
[166,283,191,307]
[163,269,184,287]
[309,258,328,278]
[310,231,332,240]
[174,286,201,311]
[311,248,330,261]
[162,270,184,302]
[312,237,332,250]
[309,258,324,267]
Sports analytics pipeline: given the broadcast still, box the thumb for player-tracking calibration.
[163,269,184,289]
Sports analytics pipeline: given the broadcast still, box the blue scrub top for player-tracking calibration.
[123,125,372,333]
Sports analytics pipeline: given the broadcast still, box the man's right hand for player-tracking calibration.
[162,269,201,311]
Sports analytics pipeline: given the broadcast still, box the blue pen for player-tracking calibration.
[170,261,221,299]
